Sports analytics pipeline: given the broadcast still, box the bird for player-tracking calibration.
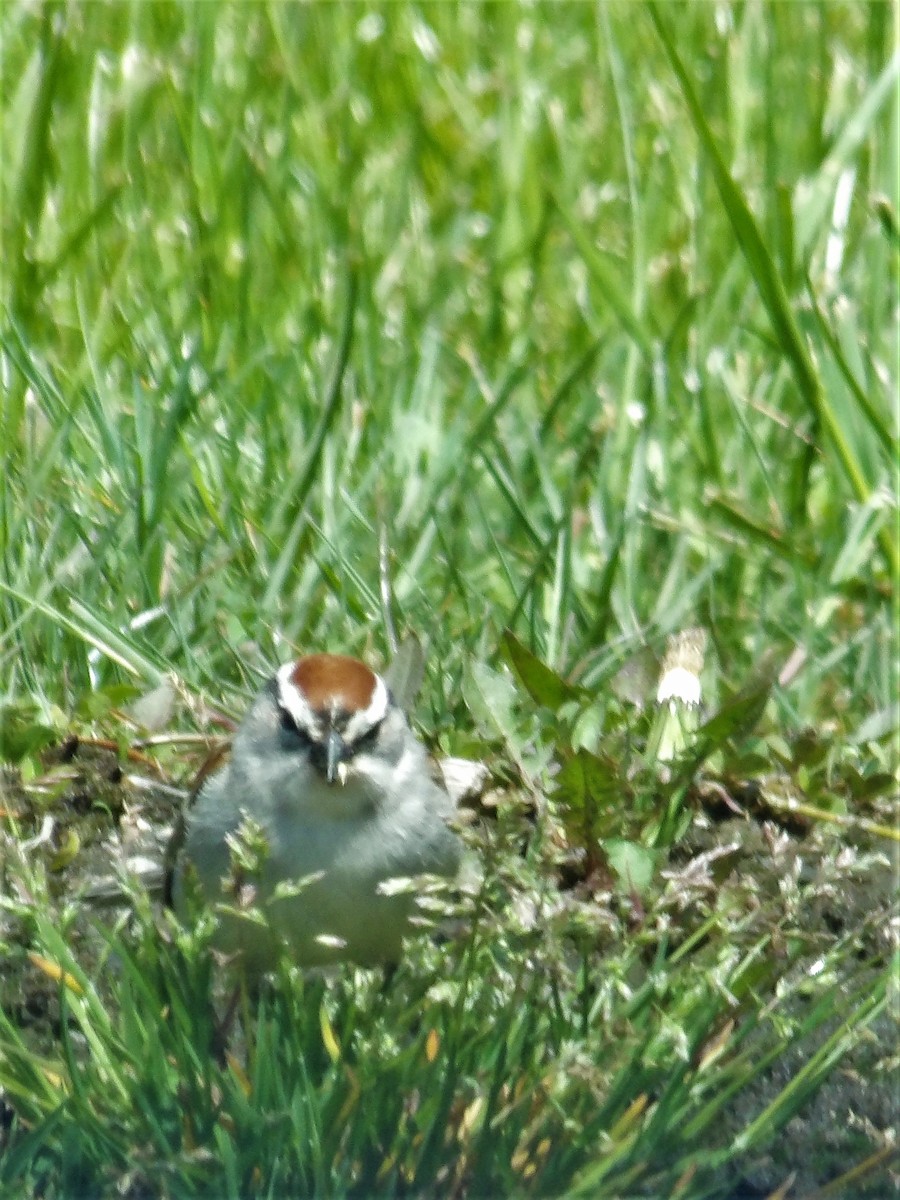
[166,652,462,973]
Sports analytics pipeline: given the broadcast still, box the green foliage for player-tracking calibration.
[0,704,59,765]
[0,1,896,1197]
[1,839,894,1200]
[0,0,895,720]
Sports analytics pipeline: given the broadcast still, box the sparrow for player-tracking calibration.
[166,653,462,972]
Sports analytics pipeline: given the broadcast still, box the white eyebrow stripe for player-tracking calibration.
[276,662,323,737]
[343,675,389,743]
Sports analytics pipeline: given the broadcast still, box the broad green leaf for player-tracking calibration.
[500,630,582,711]
[604,839,659,896]
[693,653,780,759]
[555,748,623,854]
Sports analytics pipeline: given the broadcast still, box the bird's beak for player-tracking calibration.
[325,728,347,785]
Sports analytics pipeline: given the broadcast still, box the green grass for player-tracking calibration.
[1,2,897,1197]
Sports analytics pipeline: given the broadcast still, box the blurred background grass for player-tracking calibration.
[2,1,895,731]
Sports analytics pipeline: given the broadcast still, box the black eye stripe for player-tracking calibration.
[279,703,382,751]
[352,721,382,749]
[279,707,312,743]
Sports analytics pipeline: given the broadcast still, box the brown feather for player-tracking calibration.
[289,654,378,713]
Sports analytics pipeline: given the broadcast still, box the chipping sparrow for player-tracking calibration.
[167,653,461,972]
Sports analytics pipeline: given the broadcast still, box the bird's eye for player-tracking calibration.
[279,708,311,745]
[354,721,382,751]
